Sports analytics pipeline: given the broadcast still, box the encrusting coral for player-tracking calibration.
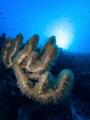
[0,34,74,104]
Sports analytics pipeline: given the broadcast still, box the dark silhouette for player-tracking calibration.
[0,33,6,45]
[0,33,6,51]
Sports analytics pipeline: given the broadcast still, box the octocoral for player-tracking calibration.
[0,34,74,104]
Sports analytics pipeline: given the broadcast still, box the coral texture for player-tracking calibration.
[0,34,74,104]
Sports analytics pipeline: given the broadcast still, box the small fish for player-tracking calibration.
[13,29,15,30]
[2,17,5,19]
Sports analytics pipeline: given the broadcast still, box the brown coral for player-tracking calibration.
[0,34,74,104]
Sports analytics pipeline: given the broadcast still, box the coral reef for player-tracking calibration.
[0,33,90,119]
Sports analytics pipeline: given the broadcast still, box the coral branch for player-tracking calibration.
[1,34,23,68]
[0,34,23,79]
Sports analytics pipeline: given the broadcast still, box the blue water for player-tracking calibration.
[0,0,90,53]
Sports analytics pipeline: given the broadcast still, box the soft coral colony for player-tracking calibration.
[0,34,74,105]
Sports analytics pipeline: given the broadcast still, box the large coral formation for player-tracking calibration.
[0,34,74,104]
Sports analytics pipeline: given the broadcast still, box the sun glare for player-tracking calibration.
[45,17,74,49]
